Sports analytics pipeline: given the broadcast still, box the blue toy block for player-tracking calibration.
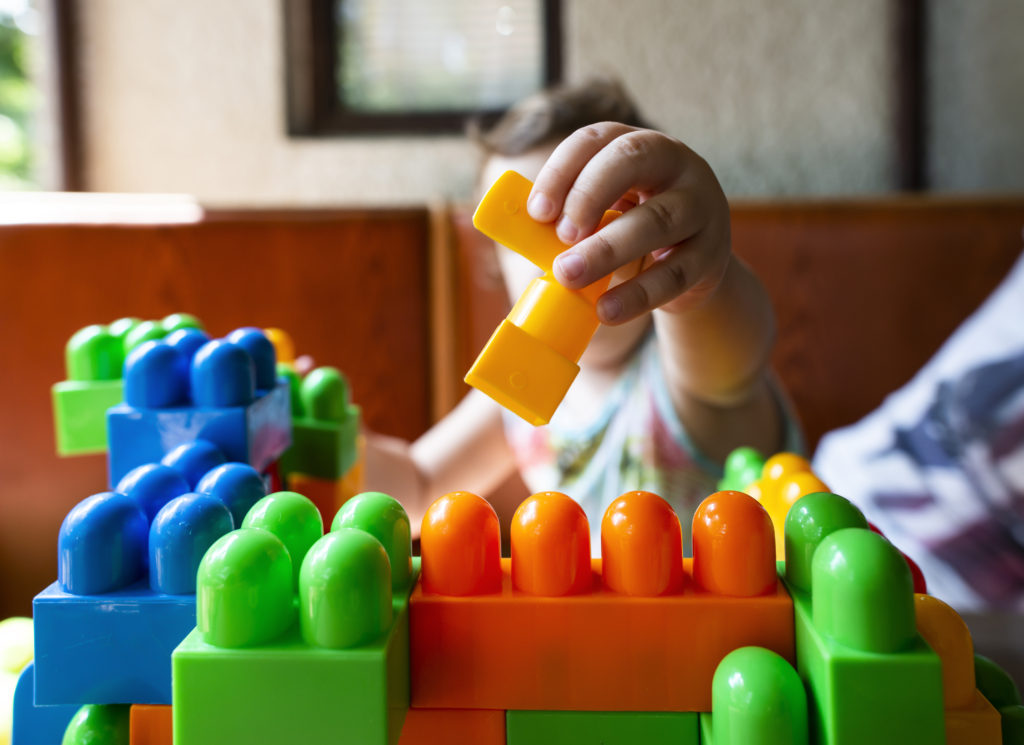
[33,581,196,706]
[106,332,291,486]
[12,663,80,744]
[33,482,242,706]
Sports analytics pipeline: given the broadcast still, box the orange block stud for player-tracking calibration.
[692,490,777,597]
[420,492,502,596]
[410,490,794,712]
[914,594,1002,744]
[602,491,684,596]
[511,492,592,596]
[129,704,172,745]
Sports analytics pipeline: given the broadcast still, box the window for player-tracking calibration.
[285,0,562,135]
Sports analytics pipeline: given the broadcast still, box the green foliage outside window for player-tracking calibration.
[0,5,36,189]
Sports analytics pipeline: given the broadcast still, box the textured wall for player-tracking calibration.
[75,0,1020,203]
[928,0,1024,192]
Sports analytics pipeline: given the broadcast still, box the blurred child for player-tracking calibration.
[367,79,801,551]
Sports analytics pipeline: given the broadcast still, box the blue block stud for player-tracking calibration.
[161,440,227,490]
[58,492,148,595]
[226,328,277,391]
[115,463,190,523]
[124,341,188,409]
[165,327,211,365]
[196,463,267,529]
[150,493,234,595]
[192,340,255,407]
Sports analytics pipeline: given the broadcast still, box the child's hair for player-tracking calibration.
[469,77,651,157]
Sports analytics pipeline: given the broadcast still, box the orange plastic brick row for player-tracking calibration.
[397,708,506,745]
[410,490,795,712]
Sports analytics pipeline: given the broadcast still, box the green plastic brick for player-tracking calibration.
[700,647,808,745]
[51,380,124,455]
[279,367,360,480]
[172,492,415,745]
[505,710,699,745]
[782,493,945,745]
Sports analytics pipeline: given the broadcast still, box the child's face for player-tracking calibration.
[479,146,652,370]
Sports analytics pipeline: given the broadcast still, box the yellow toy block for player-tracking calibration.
[467,170,619,426]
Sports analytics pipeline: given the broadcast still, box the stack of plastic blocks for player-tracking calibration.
[106,326,291,486]
[19,449,268,743]
[408,488,794,745]
[172,490,416,745]
[51,314,203,456]
[276,364,363,522]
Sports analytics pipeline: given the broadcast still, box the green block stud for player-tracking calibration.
[505,710,699,745]
[782,496,945,745]
[718,446,764,492]
[62,704,131,745]
[174,491,415,745]
[279,367,360,481]
[700,646,808,745]
[332,492,413,593]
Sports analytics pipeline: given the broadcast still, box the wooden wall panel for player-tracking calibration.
[0,209,431,617]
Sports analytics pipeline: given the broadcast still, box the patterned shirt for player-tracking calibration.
[502,331,803,555]
[814,249,1024,611]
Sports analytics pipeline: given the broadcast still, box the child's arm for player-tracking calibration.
[526,123,781,461]
[363,389,519,531]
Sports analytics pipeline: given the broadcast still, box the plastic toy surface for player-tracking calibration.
[506,710,698,745]
[106,328,291,485]
[782,492,945,745]
[465,170,621,426]
[278,366,360,481]
[396,709,505,745]
[410,489,793,712]
[172,491,416,745]
[32,452,257,706]
[61,704,130,745]
[11,663,78,745]
[128,705,172,745]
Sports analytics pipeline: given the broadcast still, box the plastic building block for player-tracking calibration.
[782,492,945,745]
[914,594,1001,744]
[172,491,416,745]
[106,329,291,485]
[128,706,171,745]
[61,704,130,745]
[286,435,366,524]
[34,472,242,705]
[465,170,621,426]
[52,323,127,455]
[506,710,699,745]
[278,367,361,481]
[0,618,33,676]
[699,646,808,745]
[396,709,505,745]
[263,327,296,365]
[11,663,78,745]
[410,489,793,712]
[975,653,1022,709]
[717,446,765,492]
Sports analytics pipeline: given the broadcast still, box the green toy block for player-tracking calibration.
[700,647,808,745]
[52,379,124,455]
[62,704,131,745]
[172,491,415,745]
[718,446,764,492]
[782,493,945,745]
[505,710,699,745]
[278,367,360,480]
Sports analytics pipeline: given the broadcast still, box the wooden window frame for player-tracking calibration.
[283,0,563,136]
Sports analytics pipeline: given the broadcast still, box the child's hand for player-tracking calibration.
[525,123,731,325]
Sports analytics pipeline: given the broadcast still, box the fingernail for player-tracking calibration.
[597,296,623,323]
[527,192,555,221]
[555,253,585,282]
[556,215,579,244]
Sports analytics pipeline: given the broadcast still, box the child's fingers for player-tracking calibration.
[527,122,639,223]
[553,188,703,289]
[555,131,694,246]
[594,233,726,324]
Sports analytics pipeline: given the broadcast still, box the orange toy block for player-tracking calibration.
[129,704,172,745]
[397,708,506,745]
[410,490,794,712]
[914,594,1002,744]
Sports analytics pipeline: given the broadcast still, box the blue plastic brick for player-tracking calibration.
[32,477,247,706]
[106,332,291,486]
[32,580,197,706]
[11,663,78,745]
